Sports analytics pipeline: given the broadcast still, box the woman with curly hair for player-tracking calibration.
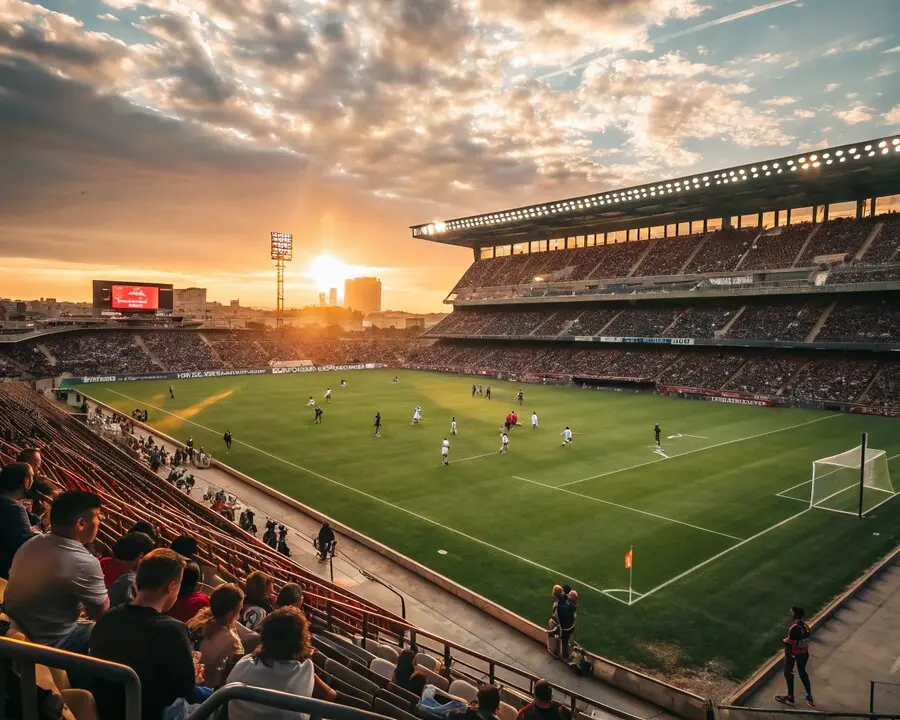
[187,583,244,688]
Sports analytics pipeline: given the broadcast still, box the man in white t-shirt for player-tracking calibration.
[441,438,450,466]
[561,426,573,446]
[500,431,509,454]
[531,411,539,430]
[450,417,457,435]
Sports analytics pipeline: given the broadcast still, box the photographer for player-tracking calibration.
[276,525,291,557]
[314,521,336,562]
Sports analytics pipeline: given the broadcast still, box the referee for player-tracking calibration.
[776,606,814,708]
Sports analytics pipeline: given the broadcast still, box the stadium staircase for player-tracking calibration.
[715,306,747,338]
[35,343,56,368]
[732,231,763,272]
[776,360,811,396]
[804,300,838,342]
[790,224,823,267]
[133,334,163,368]
[855,221,885,261]
[198,332,225,365]
[676,233,712,275]
[626,241,656,277]
[856,365,885,406]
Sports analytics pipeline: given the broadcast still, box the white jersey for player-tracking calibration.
[324,389,332,398]
[413,409,422,421]
[531,413,538,427]
[563,428,573,442]
[502,434,509,445]
[450,420,457,434]
[306,398,315,406]
[441,439,450,455]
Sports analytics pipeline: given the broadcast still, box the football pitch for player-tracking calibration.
[80,369,900,680]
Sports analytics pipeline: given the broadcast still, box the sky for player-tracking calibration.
[0,0,898,313]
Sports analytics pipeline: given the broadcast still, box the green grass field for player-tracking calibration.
[79,369,900,680]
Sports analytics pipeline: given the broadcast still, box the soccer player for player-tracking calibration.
[223,430,232,454]
[531,411,539,430]
[441,437,450,466]
[324,387,332,403]
[450,416,457,436]
[471,384,477,397]
[374,412,381,438]
[340,379,348,388]
[486,386,492,400]
[168,384,175,399]
[392,376,400,384]
[306,396,315,406]
[516,389,524,406]
[314,405,323,424]
[776,607,814,708]
[500,431,509,454]
[654,423,661,446]
[411,405,422,424]
[561,426,573,446]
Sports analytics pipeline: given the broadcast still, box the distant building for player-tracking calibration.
[318,292,327,307]
[328,287,338,307]
[174,287,208,317]
[405,317,425,330]
[344,277,382,314]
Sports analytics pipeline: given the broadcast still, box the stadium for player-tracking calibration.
[2,134,900,720]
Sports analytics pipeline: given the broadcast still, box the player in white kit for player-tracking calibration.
[306,396,315,406]
[324,387,332,403]
[560,426,573,446]
[441,437,450,466]
[450,417,457,435]
[531,411,538,430]
[500,431,509,454]
[412,405,422,424]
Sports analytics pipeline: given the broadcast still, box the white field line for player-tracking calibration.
[776,451,900,502]
[99,389,630,605]
[630,508,812,605]
[512,475,742,541]
[559,414,843,489]
[449,452,497,465]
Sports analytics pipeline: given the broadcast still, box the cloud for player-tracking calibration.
[885,106,900,124]
[97,13,118,22]
[884,45,900,54]
[797,139,829,151]
[836,102,874,125]
[852,37,886,52]
[761,96,797,106]
[784,59,800,69]
[792,108,815,119]
[824,82,841,92]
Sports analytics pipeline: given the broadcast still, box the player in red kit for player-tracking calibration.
[775,606,814,708]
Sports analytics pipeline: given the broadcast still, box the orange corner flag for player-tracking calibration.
[624,549,633,569]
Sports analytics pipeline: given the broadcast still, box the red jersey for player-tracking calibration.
[785,620,810,656]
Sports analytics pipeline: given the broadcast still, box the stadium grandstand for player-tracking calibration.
[3,135,900,720]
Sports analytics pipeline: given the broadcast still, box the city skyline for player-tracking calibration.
[1,0,899,312]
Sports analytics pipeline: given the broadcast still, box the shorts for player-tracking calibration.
[441,449,448,456]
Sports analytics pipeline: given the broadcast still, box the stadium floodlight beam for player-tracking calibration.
[270,232,293,329]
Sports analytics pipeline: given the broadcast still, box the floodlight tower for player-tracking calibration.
[270,232,293,328]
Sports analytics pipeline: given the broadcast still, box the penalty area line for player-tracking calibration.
[448,452,497,465]
[96,388,629,605]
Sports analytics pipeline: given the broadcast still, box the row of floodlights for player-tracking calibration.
[417,138,900,236]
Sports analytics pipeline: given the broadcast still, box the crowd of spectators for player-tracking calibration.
[862,213,900,263]
[739,223,816,271]
[722,356,806,396]
[587,241,649,280]
[825,265,900,285]
[561,308,619,336]
[44,331,158,377]
[142,330,224,371]
[798,217,874,265]
[210,338,271,368]
[683,228,758,274]
[786,358,880,404]
[727,298,830,342]
[663,306,737,338]
[817,299,900,343]
[862,363,900,408]
[603,308,683,337]
[634,234,703,277]
[659,352,745,389]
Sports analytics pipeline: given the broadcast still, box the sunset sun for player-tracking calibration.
[307,253,349,292]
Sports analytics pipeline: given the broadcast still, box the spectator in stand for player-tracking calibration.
[393,648,417,692]
[226,606,337,720]
[105,532,156,607]
[417,672,468,718]
[0,462,35,579]
[459,685,502,720]
[16,447,42,476]
[4,490,108,654]
[516,680,571,720]
[241,570,276,632]
[28,475,60,532]
[275,582,304,610]
[91,548,209,720]
[128,520,159,545]
[187,583,245,688]
[168,561,211,622]
[171,534,199,560]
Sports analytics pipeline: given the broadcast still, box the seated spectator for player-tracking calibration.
[392,648,417,692]
[226,606,336,720]
[4,490,108,654]
[101,530,155,588]
[275,582,304,610]
[418,672,468,719]
[170,534,199,560]
[0,462,35,579]
[516,680,571,720]
[460,685,502,720]
[128,520,159,545]
[241,570,275,631]
[91,548,206,720]
[187,583,244,688]
[105,532,156,607]
[28,474,61,532]
[168,561,211,622]
[16,447,42,476]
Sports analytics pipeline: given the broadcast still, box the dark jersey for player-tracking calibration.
[374,414,381,427]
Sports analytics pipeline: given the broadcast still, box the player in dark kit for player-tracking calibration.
[223,430,232,453]
[486,386,492,400]
[374,412,381,438]
[169,385,175,399]
[654,424,661,446]
[516,389,524,406]
[472,384,477,397]
[314,405,323,424]
[776,607,814,708]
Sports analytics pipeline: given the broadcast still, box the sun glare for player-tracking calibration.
[308,253,349,292]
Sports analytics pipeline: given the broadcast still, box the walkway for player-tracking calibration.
[746,557,900,712]
[126,425,672,720]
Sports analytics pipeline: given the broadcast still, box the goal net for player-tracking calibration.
[810,446,895,516]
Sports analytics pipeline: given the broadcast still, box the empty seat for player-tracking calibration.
[323,630,377,665]
[367,639,400,663]
[378,687,416,713]
[325,658,381,696]
[374,697,421,720]
[498,701,518,720]
[336,692,373,711]
[348,659,390,689]
[416,665,449,692]
[313,636,353,665]
[448,679,478,703]
[328,675,372,703]
[415,653,441,671]
[369,657,396,681]
[388,682,421,708]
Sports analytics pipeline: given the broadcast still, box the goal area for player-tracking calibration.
[810,444,895,517]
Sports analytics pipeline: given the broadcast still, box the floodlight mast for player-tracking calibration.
[270,232,293,329]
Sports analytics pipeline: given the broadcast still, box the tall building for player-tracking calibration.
[328,287,338,307]
[344,277,382,314]
[318,292,327,306]
[174,287,207,317]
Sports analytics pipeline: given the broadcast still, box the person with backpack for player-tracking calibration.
[775,606,815,708]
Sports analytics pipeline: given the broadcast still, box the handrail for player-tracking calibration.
[190,682,392,720]
[0,635,142,720]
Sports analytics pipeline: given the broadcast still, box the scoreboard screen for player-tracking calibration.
[92,280,174,315]
[111,285,160,311]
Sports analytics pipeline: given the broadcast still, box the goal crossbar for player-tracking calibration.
[810,441,895,517]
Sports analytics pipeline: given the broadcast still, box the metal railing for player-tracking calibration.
[0,635,141,720]
[191,682,392,720]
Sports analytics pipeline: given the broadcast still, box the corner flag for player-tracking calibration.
[624,548,633,569]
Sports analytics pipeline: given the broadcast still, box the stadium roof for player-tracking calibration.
[411,135,900,250]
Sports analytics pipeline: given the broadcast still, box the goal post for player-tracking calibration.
[810,434,895,517]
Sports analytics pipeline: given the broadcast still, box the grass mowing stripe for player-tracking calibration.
[511,475,743,541]
[98,388,631,605]
[630,508,812,604]
[558,413,844,488]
